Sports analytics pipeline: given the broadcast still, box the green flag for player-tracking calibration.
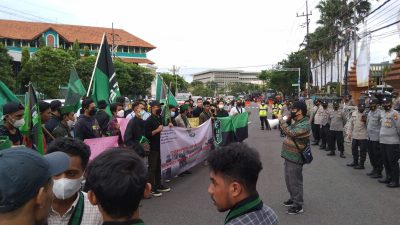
[20,84,45,154]
[156,74,178,107]
[0,80,19,120]
[214,112,249,147]
[65,67,86,112]
[90,33,120,113]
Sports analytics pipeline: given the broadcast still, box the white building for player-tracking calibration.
[192,70,262,88]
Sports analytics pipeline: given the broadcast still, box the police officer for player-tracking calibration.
[327,101,346,158]
[319,100,330,150]
[366,98,383,178]
[259,101,269,130]
[347,102,368,169]
[378,97,400,188]
[311,99,322,145]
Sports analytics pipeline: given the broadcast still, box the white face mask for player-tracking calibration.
[140,110,145,117]
[218,105,224,109]
[53,177,82,200]
[170,111,176,117]
[117,110,125,118]
[12,118,25,128]
[67,120,74,128]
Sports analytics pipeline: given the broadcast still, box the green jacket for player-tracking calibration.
[280,117,311,164]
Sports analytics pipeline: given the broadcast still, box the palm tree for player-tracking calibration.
[389,45,400,57]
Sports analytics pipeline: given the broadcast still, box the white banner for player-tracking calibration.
[160,119,213,180]
[356,24,371,87]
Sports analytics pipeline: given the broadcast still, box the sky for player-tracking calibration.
[0,0,399,82]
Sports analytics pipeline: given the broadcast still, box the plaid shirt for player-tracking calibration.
[48,192,102,225]
[225,195,279,225]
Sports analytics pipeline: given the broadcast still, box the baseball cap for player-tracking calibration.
[2,102,24,117]
[0,147,70,213]
[150,100,161,107]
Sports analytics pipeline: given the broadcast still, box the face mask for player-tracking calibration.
[358,109,365,113]
[218,104,224,109]
[290,111,298,119]
[139,110,146,117]
[170,111,176,117]
[117,110,125,118]
[52,177,82,200]
[67,120,74,128]
[384,105,391,111]
[12,118,25,128]
[370,106,376,111]
[262,103,265,106]
[89,108,97,116]
[237,103,241,107]
[156,109,162,115]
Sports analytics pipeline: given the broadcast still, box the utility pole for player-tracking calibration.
[112,22,115,59]
[297,0,312,98]
[170,65,180,96]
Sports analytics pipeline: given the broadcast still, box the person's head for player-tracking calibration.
[39,101,51,124]
[369,98,379,111]
[333,101,339,110]
[60,106,75,128]
[184,100,190,106]
[207,143,262,212]
[149,101,161,115]
[2,102,25,128]
[86,148,151,221]
[358,102,366,113]
[82,98,96,117]
[218,101,225,109]
[382,97,392,111]
[138,100,147,111]
[236,100,242,107]
[50,100,62,117]
[203,101,211,112]
[0,147,69,225]
[47,138,90,200]
[291,101,307,120]
[314,99,320,106]
[132,102,143,118]
[116,96,127,109]
[169,105,176,117]
[261,101,265,106]
[321,100,328,109]
[180,104,189,115]
[97,100,108,110]
[110,103,124,118]
[197,98,204,108]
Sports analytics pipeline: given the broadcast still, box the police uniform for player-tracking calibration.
[311,104,322,145]
[379,106,400,187]
[327,108,345,157]
[366,107,383,178]
[259,103,270,130]
[347,110,368,169]
[318,104,330,150]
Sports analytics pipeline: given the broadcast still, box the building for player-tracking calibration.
[0,19,156,73]
[192,70,262,88]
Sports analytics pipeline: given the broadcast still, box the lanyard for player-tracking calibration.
[68,192,84,225]
[224,196,262,224]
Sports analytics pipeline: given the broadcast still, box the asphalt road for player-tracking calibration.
[141,104,400,225]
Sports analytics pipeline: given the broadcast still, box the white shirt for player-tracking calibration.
[48,192,102,225]
[229,107,246,116]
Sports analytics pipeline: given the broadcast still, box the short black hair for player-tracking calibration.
[203,101,211,106]
[208,143,262,194]
[132,101,141,110]
[47,137,91,170]
[110,103,122,113]
[50,100,62,112]
[97,100,108,109]
[38,101,51,113]
[85,148,147,219]
[82,98,94,110]
[197,98,203,102]
[116,96,126,104]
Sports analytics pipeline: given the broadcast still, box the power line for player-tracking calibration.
[0,5,56,23]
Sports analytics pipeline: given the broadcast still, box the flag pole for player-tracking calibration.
[87,33,106,97]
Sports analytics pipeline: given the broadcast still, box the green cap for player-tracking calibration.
[180,104,189,112]
[60,105,75,115]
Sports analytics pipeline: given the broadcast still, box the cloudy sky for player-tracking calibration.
[1,0,399,81]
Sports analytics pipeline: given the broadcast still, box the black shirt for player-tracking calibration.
[192,107,203,117]
[95,110,110,135]
[0,125,23,145]
[45,115,61,132]
[124,116,146,156]
[145,114,162,152]
[74,114,101,141]
[216,109,229,117]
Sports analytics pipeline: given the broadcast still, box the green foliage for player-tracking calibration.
[75,56,97,88]
[69,40,81,60]
[83,46,90,57]
[21,46,30,68]
[160,73,189,95]
[0,43,15,91]
[389,45,400,56]
[17,46,31,92]
[19,47,75,98]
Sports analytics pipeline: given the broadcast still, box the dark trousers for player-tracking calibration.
[148,151,161,190]
[319,124,330,148]
[284,160,303,207]
[260,116,271,130]
[312,123,320,143]
[368,140,383,173]
[351,139,367,165]
[381,144,400,183]
[328,130,344,152]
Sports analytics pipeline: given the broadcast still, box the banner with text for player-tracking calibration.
[160,119,213,180]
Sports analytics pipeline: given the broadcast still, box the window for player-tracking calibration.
[46,35,55,48]
[6,39,12,46]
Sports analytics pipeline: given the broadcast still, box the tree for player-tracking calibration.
[19,47,75,98]
[69,40,81,60]
[0,43,15,91]
[75,56,97,88]
[389,45,400,57]
[83,46,90,57]
[21,46,30,68]
[159,73,189,95]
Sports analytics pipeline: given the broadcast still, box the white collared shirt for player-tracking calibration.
[48,192,102,225]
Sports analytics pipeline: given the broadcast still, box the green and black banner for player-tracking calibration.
[65,67,86,112]
[214,112,249,147]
